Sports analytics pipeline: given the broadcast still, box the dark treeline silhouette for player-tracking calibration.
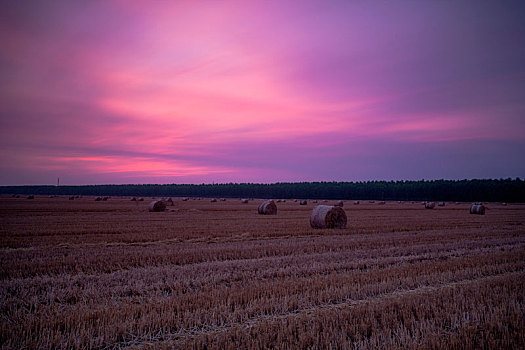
[1,178,524,202]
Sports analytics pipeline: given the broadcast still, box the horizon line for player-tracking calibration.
[1,177,523,187]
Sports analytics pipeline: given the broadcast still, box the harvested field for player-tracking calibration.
[0,197,524,349]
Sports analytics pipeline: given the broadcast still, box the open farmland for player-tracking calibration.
[1,197,524,349]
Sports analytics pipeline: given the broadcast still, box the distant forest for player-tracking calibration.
[1,179,524,202]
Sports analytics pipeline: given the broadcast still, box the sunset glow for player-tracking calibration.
[1,1,524,184]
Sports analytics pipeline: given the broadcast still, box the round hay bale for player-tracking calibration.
[334,200,343,207]
[299,200,307,205]
[502,202,507,206]
[102,197,109,201]
[258,200,277,215]
[378,201,386,205]
[69,196,75,200]
[131,197,137,201]
[149,200,166,212]
[282,199,286,203]
[438,202,445,207]
[138,198,144,201]
[310,205,347,229]
[276,199,282,203]
[470,204,485,215]
[210,198,217,202]
[425,202,436,209]
[27,195,34,199]
[354,200,360,205]
[220,198,226,201]
[241,199,249,204]
[182,197,189,201]
[95,197,102,201]
[313,200,318,203]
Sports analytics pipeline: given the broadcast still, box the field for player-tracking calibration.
[1,196,524,349]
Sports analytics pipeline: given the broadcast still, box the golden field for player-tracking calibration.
[0,196,524,349]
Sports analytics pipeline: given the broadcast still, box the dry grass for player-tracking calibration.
[0,197,524,349]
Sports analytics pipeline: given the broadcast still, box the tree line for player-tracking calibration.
[1,178,524,202]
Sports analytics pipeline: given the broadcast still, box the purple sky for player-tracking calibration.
[1,1,524,185]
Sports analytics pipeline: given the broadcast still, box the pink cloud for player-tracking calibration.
[0,1,524,184]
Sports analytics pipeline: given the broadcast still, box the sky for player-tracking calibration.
[1,0,524,185]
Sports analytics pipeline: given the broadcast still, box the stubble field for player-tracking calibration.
[0,196,524,349]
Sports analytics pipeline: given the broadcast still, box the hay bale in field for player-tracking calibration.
[102,197,109,201]
[470,204,485,215]
[149,200,166,212]
[182,197,189,201]
[313,200,318,203]
[27,195,34,199]
[425,202,436,209]
[438,202,445,207]
[502,202,507,206]
[282,199,286,203]
[131,197,137,201]
[95,197,102,201]
[294,199,298,202]
[258,200,277,215]
[241,199,249,204]
[378,201,385,205]
[300,200,307,205]
[138,198,144,202]
[354,200,360,205]
[334,200,343,207]
[220,198,226,201]
[276,199,282,203]
[69,196,75,200]
[210,198,217,202]
[310,205,347,229]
